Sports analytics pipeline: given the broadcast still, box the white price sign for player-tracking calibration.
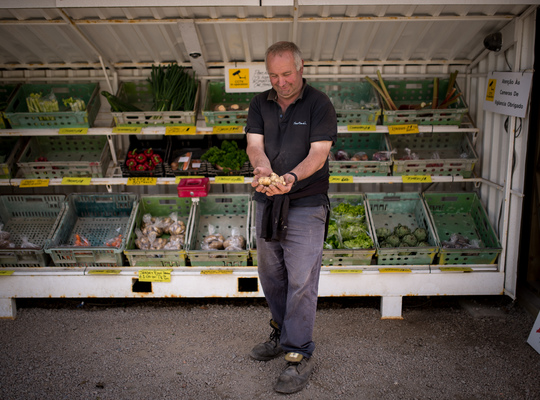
[483,71,533,118]
[224,63,271,93]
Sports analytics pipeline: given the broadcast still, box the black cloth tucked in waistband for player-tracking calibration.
[260,179,329,242]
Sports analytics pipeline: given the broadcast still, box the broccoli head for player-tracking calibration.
[376,227,392,241]
[385,234,401,247]
[394,224,411,238]
[401,233,418,247]
[413,227,427,242]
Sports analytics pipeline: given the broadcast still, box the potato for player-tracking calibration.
[167,221,185,236]
[257,172,286,186]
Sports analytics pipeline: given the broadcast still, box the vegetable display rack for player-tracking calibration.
[202,81,255,126]
[381,79,468,126]
[324,193,377,266]
[165,136,211,178]
[44,193,138,268]
[111,81,199,127]
[365,192,439,266]
[423,192,502,265]
[124,195,193,267]
[0,137,26,179]
[0,195,66,267]
[389,131,478,177]
[329,132,391,176]
[0,83,20,129]
[5,83,100,129]
[188,194,251,267]
[310,80,381,126]
[16,135,111,179]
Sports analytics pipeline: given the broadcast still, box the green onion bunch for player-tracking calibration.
[148,63,198,112]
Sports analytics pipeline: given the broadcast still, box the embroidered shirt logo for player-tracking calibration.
[293,121,307,125]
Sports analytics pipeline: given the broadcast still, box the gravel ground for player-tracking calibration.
[0,295,539,400]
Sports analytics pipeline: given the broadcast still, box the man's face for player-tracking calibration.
[266,51,304,102]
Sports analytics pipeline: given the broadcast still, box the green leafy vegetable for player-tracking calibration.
[201,140,249,172]
[324,202,373,250]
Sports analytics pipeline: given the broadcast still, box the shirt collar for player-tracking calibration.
[267,78,307,104]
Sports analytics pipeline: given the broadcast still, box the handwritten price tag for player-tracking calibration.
[88,270,121,275]
[329,176,354,184]
[212,126,243,134]
[20,179,49,188]
[388,124,419,135]
[347,124,376,131]
[127,177,157,186]
[0,270,14,276]
[62,177,92,185]
[59,128,88,135]
[166,126,197,135]
[200,269,234,275]
[402,175,432,183]
[439,267,473,272]
[379,268,412,273]
[329,269,363,274]
[112,126,142,134]
[139,269,173,282]
[215,176,245,184]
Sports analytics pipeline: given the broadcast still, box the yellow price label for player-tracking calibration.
[112,126,142,134]
[166,126,197,135]
[439,267,473,272]
[62,177,92,185]
[212,126,244,134]
[200,269,234,275]
[379,268,412,273]
[138,269,173,282]
[59,128,88,135]
[127,177,157,186]
[20,179,49,188]
[329,176,354,184]
[329,269,363,274]
[388,124,419,135]
[215,176,245,184]
[402,175,432,183]
[347,124,376,131]
[0,270,14,276]
[88,270,121,275]
[175,176,205,184]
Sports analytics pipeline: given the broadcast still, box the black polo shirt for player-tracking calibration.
[246,80,337,206]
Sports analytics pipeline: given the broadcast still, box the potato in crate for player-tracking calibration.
[124,196,193,267]
[365,192,439,266]
[16,135,111,179]
[44,193,138,268]
[188,194,251,267]
[422,192,501,265]
[202,81,255,126]
[0,195,66,267]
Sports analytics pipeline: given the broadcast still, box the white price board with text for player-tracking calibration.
[224,63,271,93]
[483,71,533,118]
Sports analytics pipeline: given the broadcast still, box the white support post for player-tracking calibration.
[0,298,16,319]
[380,296,403,319]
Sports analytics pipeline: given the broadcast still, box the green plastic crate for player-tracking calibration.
[0,195,66,267]
[5,83,100,129]
[324,194,376,266]
[382,79,468,126]
[390,131,478,177]
[329,132,391,176]
[16,135,111,179]
[0,84,20,129]
[124,196,193,267]
[44,193,138,267]
[188,194,251,267]
[422,192,502,265]
[202,81,255,126]
[111,81,199,126]
[0,137,25,179]
[310,80,381,126]
[365,192,438,265]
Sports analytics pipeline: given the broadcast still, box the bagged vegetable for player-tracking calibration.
[223,228,246,251]
[201,224,224,250]
[21,236,40,249]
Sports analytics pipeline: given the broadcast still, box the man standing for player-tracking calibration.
[245,41,337,394]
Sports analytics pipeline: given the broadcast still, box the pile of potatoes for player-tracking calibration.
[135,212,186,250]
[201,226,246,251]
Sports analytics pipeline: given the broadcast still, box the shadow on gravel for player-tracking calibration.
[14,294,517,313]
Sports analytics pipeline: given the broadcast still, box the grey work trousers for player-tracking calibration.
[255,202,327,358]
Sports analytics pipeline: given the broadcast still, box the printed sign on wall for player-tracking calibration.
[224,63,272,93]
[483,71,533,118]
